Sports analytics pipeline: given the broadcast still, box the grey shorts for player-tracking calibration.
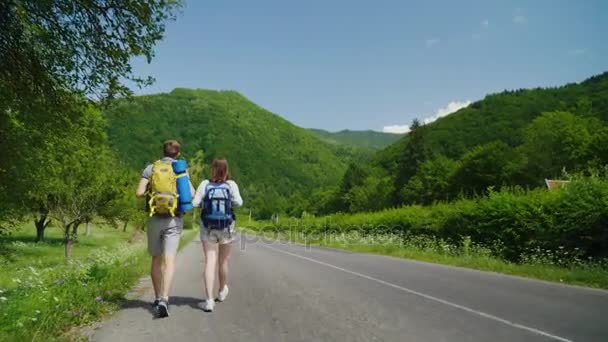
[200,222,236,244]
[147,216,183,256]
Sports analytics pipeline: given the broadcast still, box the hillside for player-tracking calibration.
[103,88,348,217]
[321,72,608,213]
[308,128,403,150]
[377,72,608,171]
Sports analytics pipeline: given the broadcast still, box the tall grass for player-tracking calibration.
[0,223,197,341]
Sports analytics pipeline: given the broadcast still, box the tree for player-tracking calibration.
[345,176,394,212]
[584,126,608,170]
[0,0,182,223]
[451,141,523,196]
[1,0,182,106]
[394,119,434,204]
[332,163,373,212]
[29,106,126,258]
[45,145,124,258]
[520,111,594,183]
[401,155,460,205]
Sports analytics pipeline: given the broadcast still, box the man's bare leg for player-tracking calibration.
[151,256,163,299]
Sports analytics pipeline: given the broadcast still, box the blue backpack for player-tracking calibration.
[201,182,234,229]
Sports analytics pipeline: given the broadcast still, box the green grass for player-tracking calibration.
[242,227,608,289]
[0,222,198,342]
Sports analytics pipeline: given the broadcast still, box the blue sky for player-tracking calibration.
[131,0,608,132]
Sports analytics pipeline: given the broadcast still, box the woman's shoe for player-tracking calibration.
[198,299,215,312]
[217,286,229,302]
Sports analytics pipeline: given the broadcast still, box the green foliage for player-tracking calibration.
[13,105,135,256]
[0,224,197,341]
[255,176,608,263]
[451,141,525,196]
[393,119,434,198]
[520,111,596,183]
[345,73,608,210]
[0,0,182,105]
[401,155,461,205]
[103,89,349,219]
[1,0,180,227]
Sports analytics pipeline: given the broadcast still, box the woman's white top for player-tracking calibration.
[192,180,243,208]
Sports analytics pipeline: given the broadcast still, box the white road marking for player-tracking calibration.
[259,243,573,342]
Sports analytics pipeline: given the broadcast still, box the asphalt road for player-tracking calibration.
[92,234,608,342]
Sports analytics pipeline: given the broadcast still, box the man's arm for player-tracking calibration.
[137,164,153,198]
[136,178,149,198]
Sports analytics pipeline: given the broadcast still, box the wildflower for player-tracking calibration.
[35,310,41,314]
[0,297,7,301]
[31,317,37,322]
[12,278,21,284]
[95,295,103,302]
[53,297,59,302]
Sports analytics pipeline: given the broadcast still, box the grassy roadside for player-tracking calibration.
[241,227,608,289]
[0,223,198,342]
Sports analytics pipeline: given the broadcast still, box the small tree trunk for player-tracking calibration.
[64,221,81,260]
[34,213,50,242]
[36,225,44,242]
[122,220,129,232]
[85,220,91,236]
[64,238,73,259]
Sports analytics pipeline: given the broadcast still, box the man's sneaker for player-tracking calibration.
[157,299,170,318]
[198,299,215,312]
[217,286,229,302]
[152,299,160,308]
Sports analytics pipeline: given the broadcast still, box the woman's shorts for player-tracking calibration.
[200,222,236,244]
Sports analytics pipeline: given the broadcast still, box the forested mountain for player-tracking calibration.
[102,73,608,218]
[377,72,608,171]
[322,72,608,214]
[308,128,403,150]
[103,88,348,218]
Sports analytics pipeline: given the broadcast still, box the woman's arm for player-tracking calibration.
[192,180,208,208]
[229,181,243,207]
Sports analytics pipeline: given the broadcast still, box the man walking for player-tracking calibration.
[136,140,194,317]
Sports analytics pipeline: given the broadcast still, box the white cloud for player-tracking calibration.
[384,100,472,134]
[424,100,471,124]
[383,125,410,134]
[513,15,526,24]
[481,19,489,28]
[425,38,440,48]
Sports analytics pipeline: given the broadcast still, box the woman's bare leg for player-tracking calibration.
[202,241,219,300]
[218,243,232,290]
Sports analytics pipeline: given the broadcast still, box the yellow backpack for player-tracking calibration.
[148,160,178,216]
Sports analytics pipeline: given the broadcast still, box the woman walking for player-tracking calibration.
[192,158,243,312]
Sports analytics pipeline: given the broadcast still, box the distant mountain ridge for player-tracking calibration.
[308,128,404,150]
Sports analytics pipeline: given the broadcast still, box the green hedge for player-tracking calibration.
[252,176,608,262]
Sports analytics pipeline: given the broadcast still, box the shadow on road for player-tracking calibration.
[120,296,202,318]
